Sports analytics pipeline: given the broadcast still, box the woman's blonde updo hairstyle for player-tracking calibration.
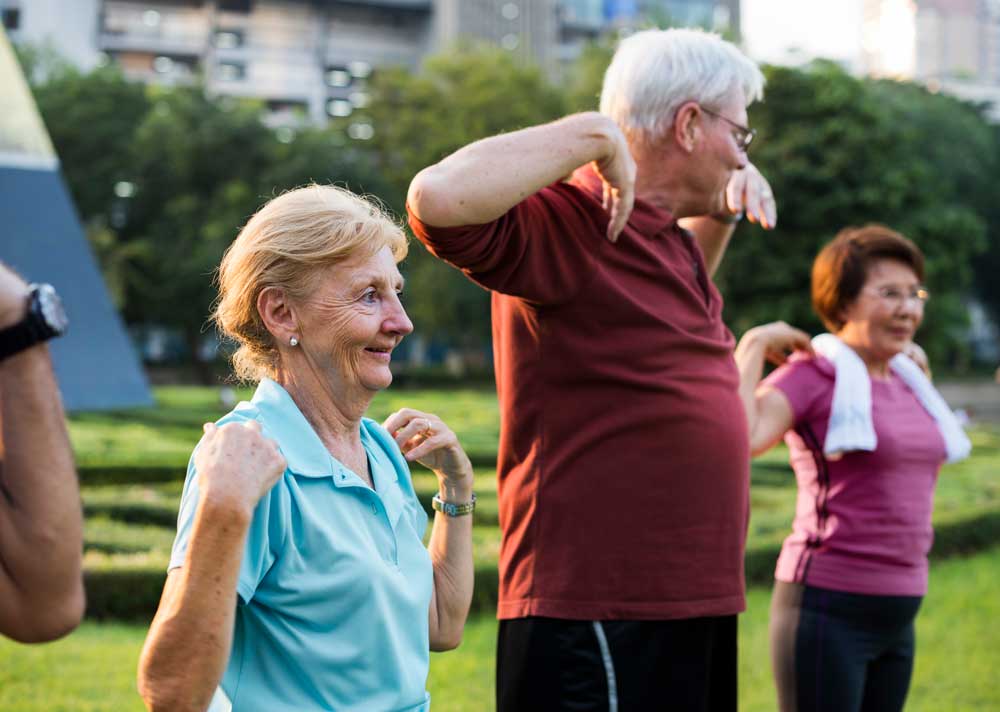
[214,184,408,382]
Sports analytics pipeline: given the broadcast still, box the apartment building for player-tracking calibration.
[3,0,739,126]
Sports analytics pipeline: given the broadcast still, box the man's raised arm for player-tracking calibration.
[407,112,636,242]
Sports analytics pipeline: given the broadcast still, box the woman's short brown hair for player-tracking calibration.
[213,184,407,382]
[811,224,925,333]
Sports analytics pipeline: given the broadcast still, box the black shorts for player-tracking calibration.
[496,615,738,712]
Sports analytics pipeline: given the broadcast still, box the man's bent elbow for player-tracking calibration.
[4,582,85,643]
[407,167,461,228]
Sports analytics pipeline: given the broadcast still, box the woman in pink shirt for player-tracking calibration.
[734,225,945,712]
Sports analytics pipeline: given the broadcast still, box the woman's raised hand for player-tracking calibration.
[384,409,473,491]
[745,321,814,366]
[195,420,287,518]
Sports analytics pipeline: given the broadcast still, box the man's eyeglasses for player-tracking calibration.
[700,107,756,152]
[864,286,931,308]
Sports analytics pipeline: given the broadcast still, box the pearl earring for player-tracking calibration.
[289,336,299,347]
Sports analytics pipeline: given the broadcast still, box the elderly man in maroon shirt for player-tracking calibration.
[408,28,776,711]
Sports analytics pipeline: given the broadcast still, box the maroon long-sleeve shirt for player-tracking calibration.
[408,166,749,620]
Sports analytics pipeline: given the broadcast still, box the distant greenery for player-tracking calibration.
[17,42,1000,370]
[69,386,1000,620]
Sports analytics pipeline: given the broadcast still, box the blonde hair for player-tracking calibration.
[214,184,408,382]
[600,28,765,147]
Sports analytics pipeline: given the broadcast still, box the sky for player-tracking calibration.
[742,0,865,69]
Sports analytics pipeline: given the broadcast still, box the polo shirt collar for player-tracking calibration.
[249,380,407,531]
[570,164,678,238]
[251,378,333,478]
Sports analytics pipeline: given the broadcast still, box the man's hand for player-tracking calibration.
[593,123,637,243]
[723,163,777,230]
[195,420,286,518]
[0,263,30,330]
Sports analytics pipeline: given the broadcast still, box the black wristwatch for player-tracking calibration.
[0,283,68,362]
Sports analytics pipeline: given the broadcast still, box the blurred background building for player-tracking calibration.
[742,0,1000,120]
[1,0,740,124]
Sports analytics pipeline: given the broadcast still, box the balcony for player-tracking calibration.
[312,0,431,9]
[99,3,211,57]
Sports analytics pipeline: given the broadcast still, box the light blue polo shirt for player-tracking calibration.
[169,378,434,711]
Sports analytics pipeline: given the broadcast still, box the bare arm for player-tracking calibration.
[680,163,777,278]
[408,112,636,242]
[734,323,812,456]
[384,410,474,651]
[0,265,84,643]
[138,421,285,711]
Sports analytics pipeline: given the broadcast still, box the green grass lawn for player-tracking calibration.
[7,385,997,708]
[3,546,998,711]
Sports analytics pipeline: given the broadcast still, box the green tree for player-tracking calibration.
[972,123,1000,338]
[23,56,394,376]
[563,40,614,113]
[720,61,992,364]
[358,44,567,346]
[122,90,391,373]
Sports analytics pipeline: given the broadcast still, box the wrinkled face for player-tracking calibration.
[295,245,412,394]
[838,259,925,363]
[692,91,751,215]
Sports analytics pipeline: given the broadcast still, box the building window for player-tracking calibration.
[215,29,244,49]
[2,8,20,31]
[348,61,372,80]
[501,33,520,50]
[218,0,251,13]
[326,67,352,88]
[327,99,353,118]
[216,62,245,81]
[153,56,175,73]
[348,122,374,141]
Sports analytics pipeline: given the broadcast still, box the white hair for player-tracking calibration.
[599,28,765,146]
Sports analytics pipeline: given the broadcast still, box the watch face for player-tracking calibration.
[36,284,69,335]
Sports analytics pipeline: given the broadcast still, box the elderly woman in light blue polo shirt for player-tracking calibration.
[137,185,475,712]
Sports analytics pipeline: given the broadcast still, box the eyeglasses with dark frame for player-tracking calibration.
[700,106,757,152]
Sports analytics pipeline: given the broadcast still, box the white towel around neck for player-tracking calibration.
[811,333,971,464]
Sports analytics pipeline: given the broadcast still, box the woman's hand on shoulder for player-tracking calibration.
[743,321,814,366]
[384,409,474,493]
[194,420,287,519]
[903,341,932,379]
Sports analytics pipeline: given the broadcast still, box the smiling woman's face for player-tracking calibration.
[838,258,925,363]
[295,245,412,394]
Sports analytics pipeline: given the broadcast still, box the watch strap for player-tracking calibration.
[0,287,59,362]
[432,492,476,517]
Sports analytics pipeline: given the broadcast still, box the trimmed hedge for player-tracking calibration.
[85,567,164,622]
[79,465,185,486]
[82,508,1000,620]
[83,502,179,528]
[78,456,496,487]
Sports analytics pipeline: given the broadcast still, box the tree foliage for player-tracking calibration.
[356,44,567,344]
[18,43,999,369]
[26,61,387,372]
[720,61,993,363]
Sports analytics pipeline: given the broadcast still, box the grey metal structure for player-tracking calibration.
[0,27,152,411]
